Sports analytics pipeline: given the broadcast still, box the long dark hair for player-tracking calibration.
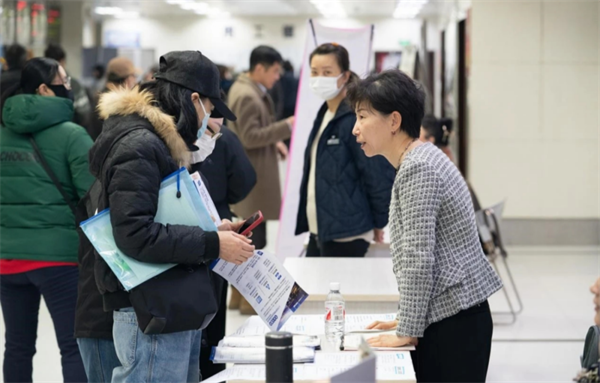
[309,43,359,85]
[139,79,201,147]
[0,57,60,124]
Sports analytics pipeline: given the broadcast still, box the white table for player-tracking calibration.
[283,258,399,315]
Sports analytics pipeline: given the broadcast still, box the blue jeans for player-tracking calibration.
[111,308,202,383]
[77,338,120,383]
[0,266,87,383]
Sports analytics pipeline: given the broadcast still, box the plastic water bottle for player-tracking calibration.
[324,282,345,350]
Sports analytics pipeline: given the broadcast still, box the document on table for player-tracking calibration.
[210,346,316,364]
[211,250,309,331]
[345,313,398,333]
[232,313,399,337]
[219,335,320,348]
[202,353,416,382]
[344,331,415,351]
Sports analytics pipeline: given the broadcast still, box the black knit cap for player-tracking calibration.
[154,50,236,121]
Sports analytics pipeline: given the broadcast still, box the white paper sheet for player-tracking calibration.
[344,313,398,333]
[219,335,320,348]
[344,332,415,352]
[211,346,316,364]
[232,313,400,337]
[211,250,308,331]
[314,352,413,367]
[190,171,222,226]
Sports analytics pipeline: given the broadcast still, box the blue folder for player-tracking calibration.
[80,168,218,291]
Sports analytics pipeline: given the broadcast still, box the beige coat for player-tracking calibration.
[228,73,291,220]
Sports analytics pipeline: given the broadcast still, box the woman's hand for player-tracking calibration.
[218,219,244,233]
[373,229,385,243]
[366,320,398,330]
[217,231,254,265]
[367,334,418,348]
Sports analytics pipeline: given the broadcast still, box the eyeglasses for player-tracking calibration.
[206,125,222,141]
[63,76,72,88]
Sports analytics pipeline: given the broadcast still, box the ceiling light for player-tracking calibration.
[207,9,231,18]
[95,6,123,15]
[115,11,140,19]
[393,0,427,19]
[181,2,210,13]
[310,0,347,19]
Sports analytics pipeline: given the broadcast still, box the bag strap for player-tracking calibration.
[28,134,77,216]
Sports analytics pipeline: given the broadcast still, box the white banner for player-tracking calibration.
[276,20,374,260]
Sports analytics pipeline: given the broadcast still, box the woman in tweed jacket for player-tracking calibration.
[348,70,503,383]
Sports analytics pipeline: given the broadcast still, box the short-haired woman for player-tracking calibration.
[348,69,503,383]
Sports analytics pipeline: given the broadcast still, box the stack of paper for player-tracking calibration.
[210,346,316,364]
[219,335,320,348]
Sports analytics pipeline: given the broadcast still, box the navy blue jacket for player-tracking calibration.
[295,100,395,242]
[193,126,256,221]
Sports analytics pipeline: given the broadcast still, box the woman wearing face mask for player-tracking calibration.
[82,51,254,383]
[0,58,91,382]
[295,43,395,258]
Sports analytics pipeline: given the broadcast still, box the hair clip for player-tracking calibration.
[442,125,450,141]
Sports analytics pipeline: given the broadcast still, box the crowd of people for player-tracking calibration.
[1,40,516,383]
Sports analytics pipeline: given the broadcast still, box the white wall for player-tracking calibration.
[60,1,84,77]
[468,1,599,219]
[101,15,422,75]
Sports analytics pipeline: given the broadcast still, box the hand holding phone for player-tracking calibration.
[237,211,264,237]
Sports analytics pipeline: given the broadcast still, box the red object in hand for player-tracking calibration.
[238,211,264,237]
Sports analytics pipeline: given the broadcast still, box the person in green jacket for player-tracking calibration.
[0,57,93,383]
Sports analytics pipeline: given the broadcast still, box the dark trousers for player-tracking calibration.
[0,266,87,383]
[411,300,493,383]
[252,221,267,250]
[200,275,227,379]
[306,234,370,257]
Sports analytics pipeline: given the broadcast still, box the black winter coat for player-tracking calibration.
[191,126,256,221]
[295,100,395,242]
[76,88,220,336]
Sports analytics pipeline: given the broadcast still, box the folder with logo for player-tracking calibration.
[80,168,218,291]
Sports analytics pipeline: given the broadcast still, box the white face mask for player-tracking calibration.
[310,73,345,101]
[191,133,216,164]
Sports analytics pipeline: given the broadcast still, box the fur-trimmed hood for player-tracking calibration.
[95,86,191,169]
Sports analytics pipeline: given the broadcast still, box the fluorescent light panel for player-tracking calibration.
[94,6,123,15]
[309,0,347,19]
[115,11,140,19]
[165,0,229,18]
[394,0,428,19]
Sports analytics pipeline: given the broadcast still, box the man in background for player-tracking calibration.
[44,43,92,131]
[88,57,139,140]
[0,44,27,94]
[227,45,294,314]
